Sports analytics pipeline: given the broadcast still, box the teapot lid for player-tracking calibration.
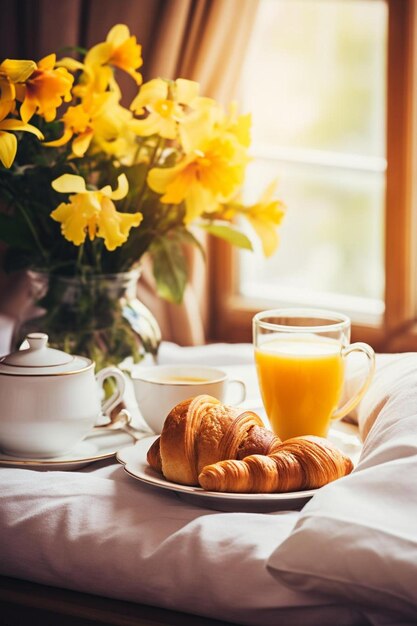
[0,333,92,375]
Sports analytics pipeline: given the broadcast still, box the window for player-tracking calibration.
[209,0,417,351]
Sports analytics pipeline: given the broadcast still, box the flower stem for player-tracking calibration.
[76,243,85,275]
[150,137,164,167]
[94,239,103,274]
[135,137,165,209]
[16,202,48,263]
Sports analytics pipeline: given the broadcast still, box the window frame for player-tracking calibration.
[208,0,417,352]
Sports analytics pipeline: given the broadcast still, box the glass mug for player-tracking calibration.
[253,308,375,440]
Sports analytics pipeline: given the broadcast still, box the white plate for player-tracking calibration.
[0,431,141,470]
[117,436,318,513]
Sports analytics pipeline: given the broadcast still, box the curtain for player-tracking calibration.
[0,0,259,345]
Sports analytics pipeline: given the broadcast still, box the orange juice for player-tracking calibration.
[255,335,345,439]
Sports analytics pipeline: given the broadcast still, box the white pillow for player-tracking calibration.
[267,354,417,622]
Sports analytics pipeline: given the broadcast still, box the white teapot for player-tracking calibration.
[0,333,125,458]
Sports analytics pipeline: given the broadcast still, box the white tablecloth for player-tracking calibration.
[1,342,417,626]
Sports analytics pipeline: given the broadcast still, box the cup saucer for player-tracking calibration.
[0,430,140,470]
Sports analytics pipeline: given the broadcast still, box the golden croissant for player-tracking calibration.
[147,395,353,491]
[199,436,354,493]
[147,394,282,486]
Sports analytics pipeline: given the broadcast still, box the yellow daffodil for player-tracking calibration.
[0,107,44,168]
[0,59,36,108]
[180,99,250,154]
[221,102,252,148]
[57,24,141,103]
[105,24,142,82]
[0,59,37,84]
[148,134,248,223]
[178,96,220,153]
[56,55,98,103]
[84,24,143,90]
[148,101,249,222]
[230,182,285,257]
[44,91,137,159]
[50,173,143,250]
[43,103,93,156]
[90,94,139,160]
[130,78,199,139]
[13,54,74,123]
[0,58,45,167]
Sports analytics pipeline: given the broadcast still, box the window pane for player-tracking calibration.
[238,0,387,321]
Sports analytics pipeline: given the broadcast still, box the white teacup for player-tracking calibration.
[131,365,246,434]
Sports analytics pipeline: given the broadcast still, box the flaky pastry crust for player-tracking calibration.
[198,435,354,493]
[146,394,281,486]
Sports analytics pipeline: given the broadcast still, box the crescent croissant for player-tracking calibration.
[147,395,353,491]
[147,394,282,486]
[198,436,353,493]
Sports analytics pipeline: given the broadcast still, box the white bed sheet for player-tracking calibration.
[0,344,416,625]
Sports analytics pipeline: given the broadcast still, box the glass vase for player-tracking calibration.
[18,269,161,370]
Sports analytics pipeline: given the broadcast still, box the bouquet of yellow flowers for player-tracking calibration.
[0,24,284,367]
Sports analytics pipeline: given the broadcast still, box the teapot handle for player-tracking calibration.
[95,367,126,416]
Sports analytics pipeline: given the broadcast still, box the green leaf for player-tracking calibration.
[57,45,87,57]
[199,221,253,251]
[122,162,148,198]
[150,235,188,304]
[0,213,37,250]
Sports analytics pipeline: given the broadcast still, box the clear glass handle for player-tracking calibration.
[332,342,376,421]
